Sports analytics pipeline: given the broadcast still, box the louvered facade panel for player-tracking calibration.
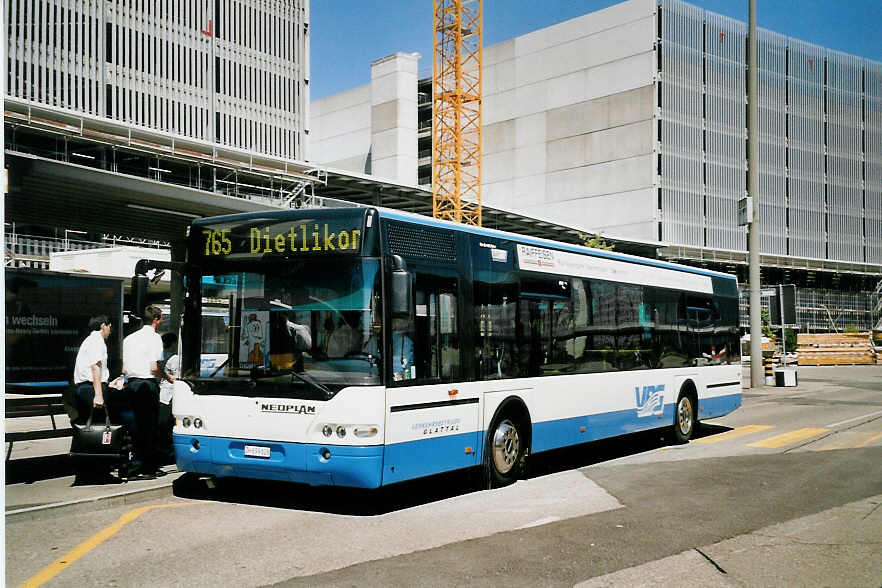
[214,0,308,159]
[661,153,704,246]
[866,61,882,264]
[6,0,104,115]
[105,1,213,140]
[5,0,309,159]
[704,12,744,251]
[755,29,786,254]
[787,160,826,260]
[660,0,704,247]
[659,1,879,265]
[705,162,744,249]
[826,50,864,262]
[787,39,826,259]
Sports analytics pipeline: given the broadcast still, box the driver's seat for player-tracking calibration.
[326,323,360,358]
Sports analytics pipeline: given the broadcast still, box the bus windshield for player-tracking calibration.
[187,258,382,398]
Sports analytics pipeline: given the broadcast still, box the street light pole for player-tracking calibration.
[748,0,764,388]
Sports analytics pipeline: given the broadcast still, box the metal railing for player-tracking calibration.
[5,98,327,212]
[4,232,169,268]
[874,279,882,329]
[739,285,877,332]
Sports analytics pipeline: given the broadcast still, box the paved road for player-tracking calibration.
[6,366,881,587]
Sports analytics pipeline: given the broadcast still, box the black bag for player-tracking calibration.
[62,384,79,422]
[70,407,132,475]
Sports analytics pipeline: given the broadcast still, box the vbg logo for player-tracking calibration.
[635,384,664,418]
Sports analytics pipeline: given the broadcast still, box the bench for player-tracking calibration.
[5,393,74,460]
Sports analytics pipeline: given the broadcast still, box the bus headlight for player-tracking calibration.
[177,416,205,430]
[318,424,379,439]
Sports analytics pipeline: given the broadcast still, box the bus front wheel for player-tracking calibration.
[673,392,696,444]
[486,417,525,488]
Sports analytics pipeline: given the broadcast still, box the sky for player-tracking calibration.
[309,0,882,99]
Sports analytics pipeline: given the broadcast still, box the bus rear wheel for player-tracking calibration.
[673,392,696,443]
[486,417,525,488]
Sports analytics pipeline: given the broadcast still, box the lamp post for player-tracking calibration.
[747,0,764,388]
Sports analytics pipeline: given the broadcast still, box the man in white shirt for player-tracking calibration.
[123,305,175,479]
[72,315,113,421]
[72,315,121,484]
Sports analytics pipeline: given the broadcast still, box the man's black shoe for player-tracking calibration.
[131,472,156,481]
[152,469,168,477]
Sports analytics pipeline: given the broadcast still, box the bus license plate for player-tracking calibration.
[243,445,271,459]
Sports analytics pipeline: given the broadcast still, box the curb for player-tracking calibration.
[6,478,179,522]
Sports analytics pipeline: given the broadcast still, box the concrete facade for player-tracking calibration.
[370,53,420,185]
[310,84,373,173]
[310,52,419,184]
[310,0,658,236]
[481,0,657,240]
[308,0,881,273]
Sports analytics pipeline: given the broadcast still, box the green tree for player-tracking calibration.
[579,232,614,251]
[761,308,774,339]
[784,328,797,351]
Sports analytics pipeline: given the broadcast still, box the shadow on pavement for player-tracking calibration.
[5,454,75,485]
[693,422,730,439]
[172,468,479,516]
[172,424,733,515]
[525,423,731,479]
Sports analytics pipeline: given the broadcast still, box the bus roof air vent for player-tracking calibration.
[384,221,456,262]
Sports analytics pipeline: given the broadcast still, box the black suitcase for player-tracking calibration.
[70,407,134,480]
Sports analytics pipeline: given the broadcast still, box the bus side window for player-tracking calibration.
[549,297,574,373]
[617,284,652,371]
[474,277,519,380]
[408,276,460,383]
[686,294,716,364]
[575,280,617,373]
[517,277,573,377]
[518,298,550,377]
[645,287,689,369]
[436,292,459,380]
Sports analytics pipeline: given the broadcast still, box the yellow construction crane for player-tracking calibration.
[432,0,482,226]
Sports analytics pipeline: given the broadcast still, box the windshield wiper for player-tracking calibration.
[210,357,230,377]
[249,366,333,399]
[290,370,334,400]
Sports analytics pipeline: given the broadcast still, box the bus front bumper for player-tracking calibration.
[174,434,384,488]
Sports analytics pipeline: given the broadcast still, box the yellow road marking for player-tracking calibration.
[856,431,882,448]
[813,432,866,451]
[695,424,773,444]
[21,502,196,588]
[748,427,829,449]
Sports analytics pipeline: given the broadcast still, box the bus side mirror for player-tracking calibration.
[389,255,412,319]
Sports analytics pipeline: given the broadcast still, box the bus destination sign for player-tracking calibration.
[199,217,364,259]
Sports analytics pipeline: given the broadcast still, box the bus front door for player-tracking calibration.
[383,275,481,484]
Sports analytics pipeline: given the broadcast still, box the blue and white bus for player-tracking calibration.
[172,207,741,488]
